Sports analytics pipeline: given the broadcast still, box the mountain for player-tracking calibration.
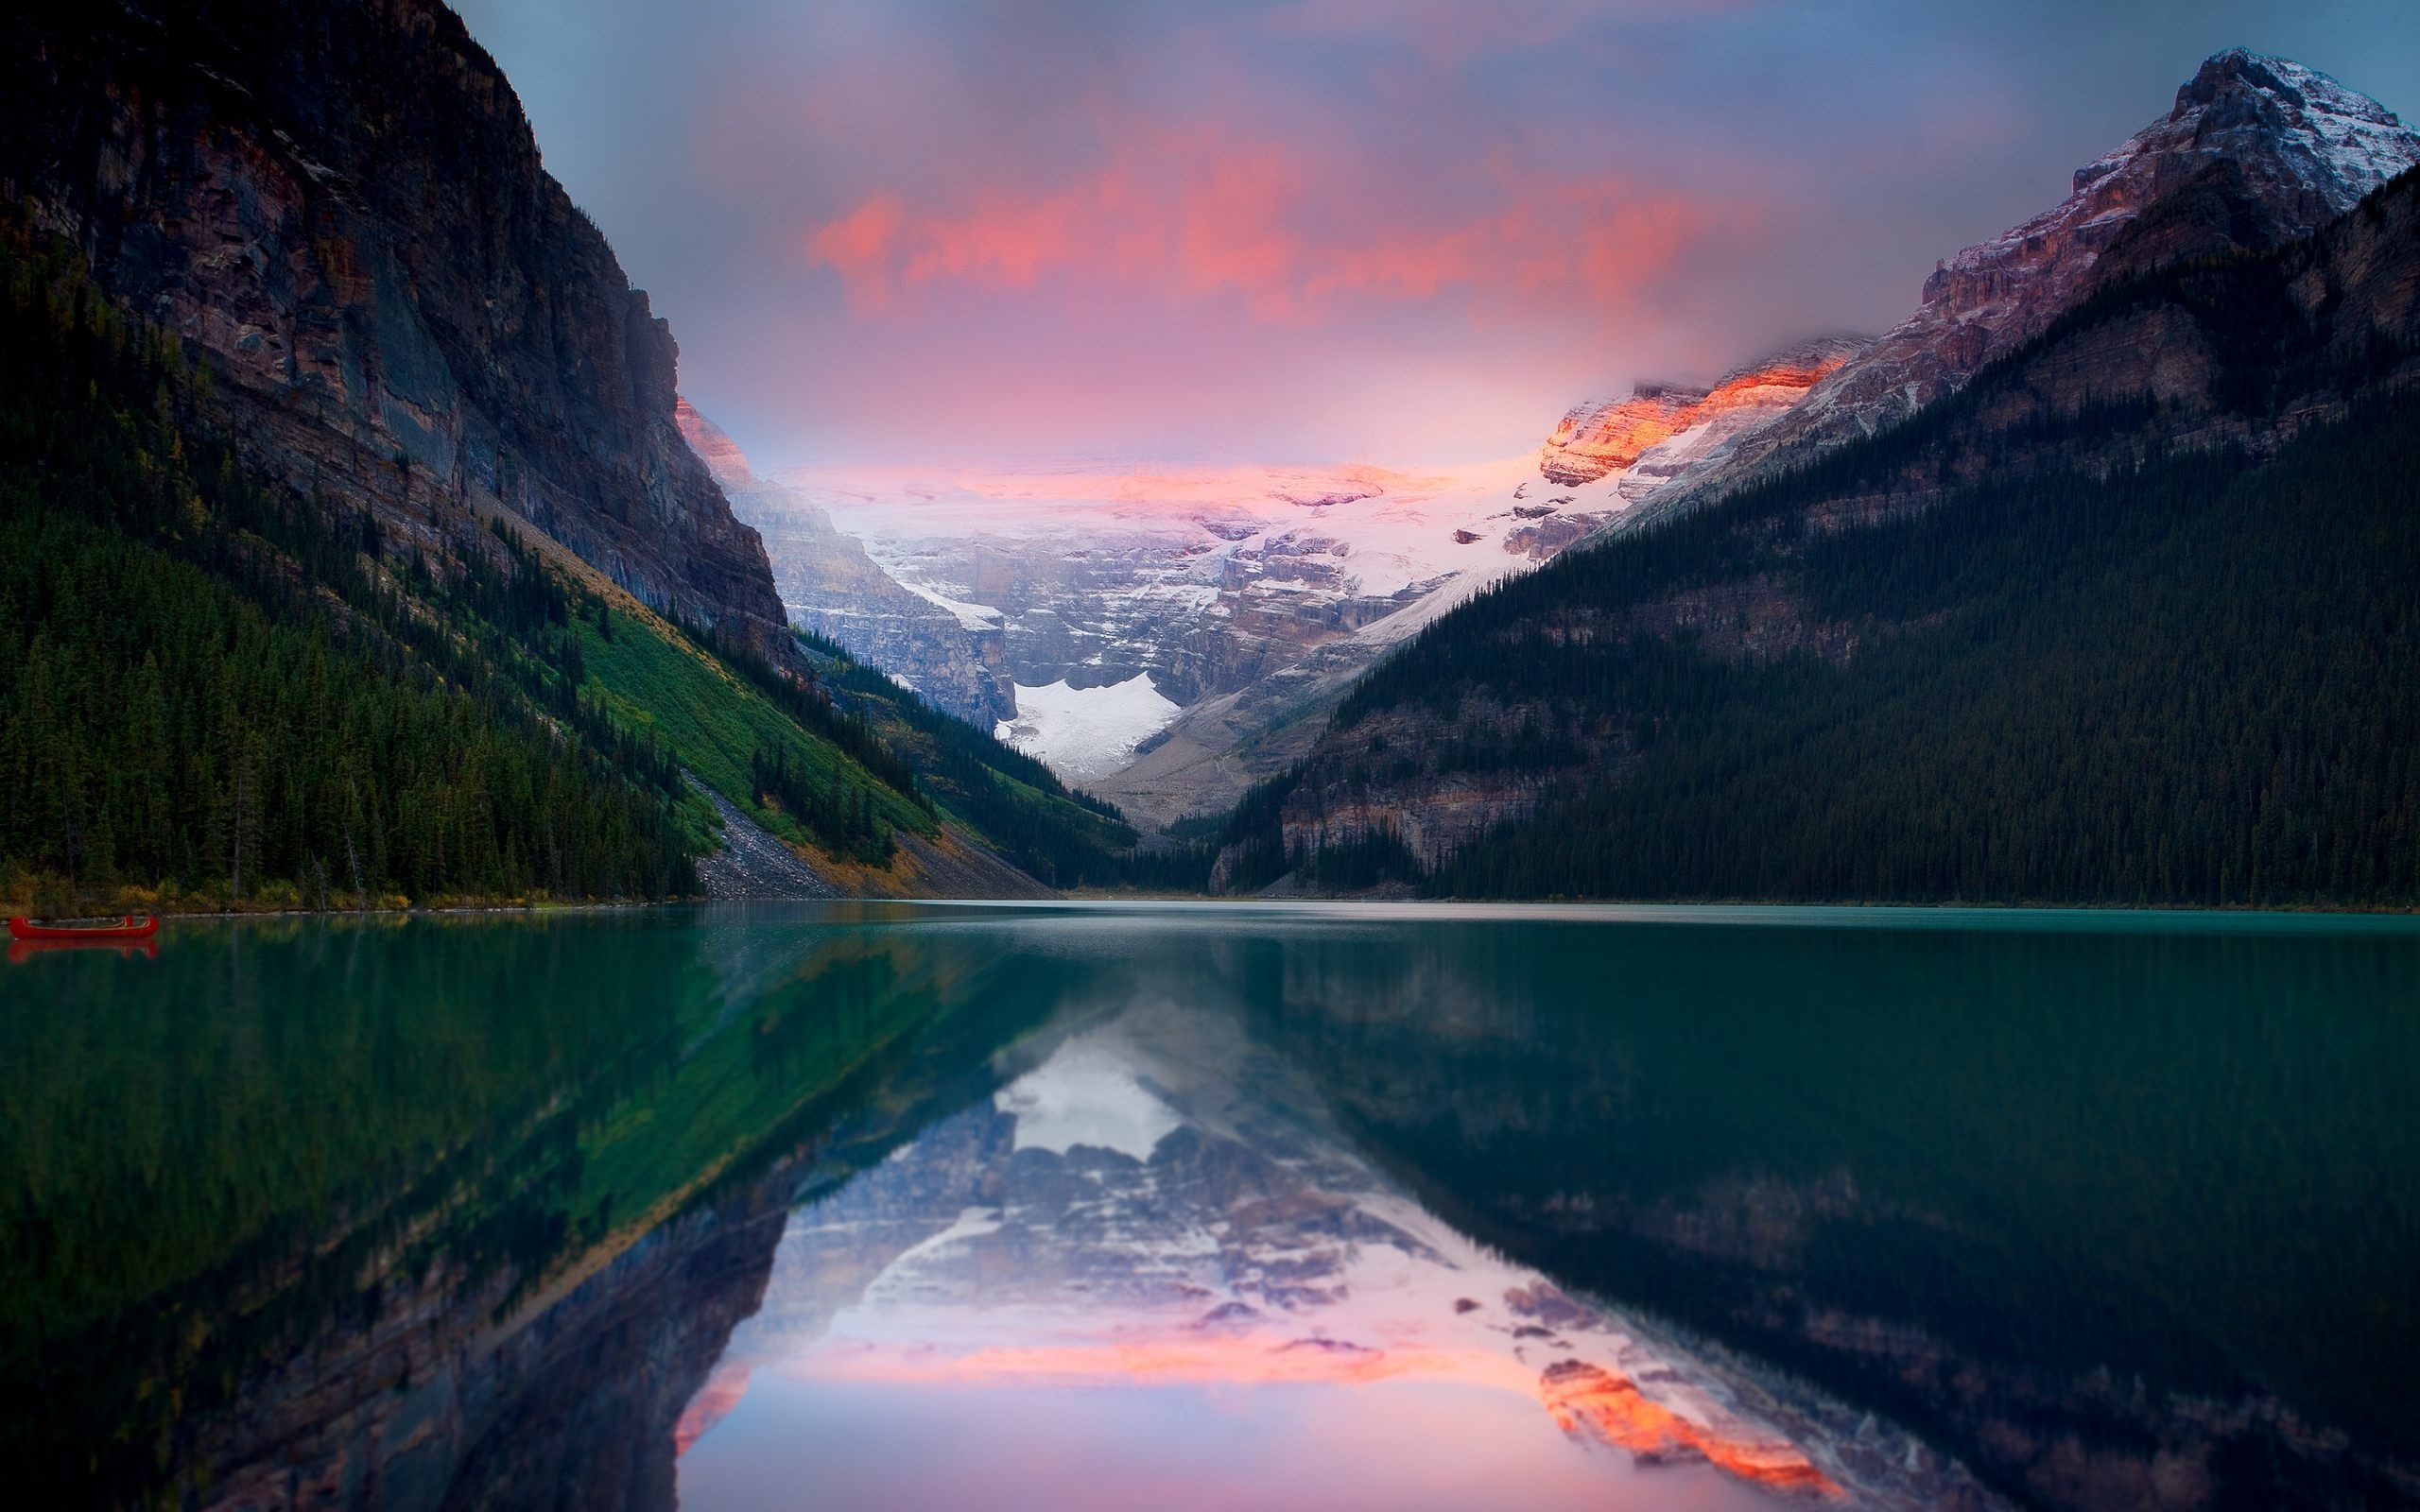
[1,0,791,661]
[1217,54,2420,905]
[1539,336,1863,497]
[0,0,1130,906]
[1628,49,2420,530]
[675,399,1017,727]
[698,996,1997,1508]
[756,338,1858,827]
[709,44,2420,830]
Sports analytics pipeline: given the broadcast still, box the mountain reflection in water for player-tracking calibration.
[677,1001,1949,1510]
[5,903,2415,1511]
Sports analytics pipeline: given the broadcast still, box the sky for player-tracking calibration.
[453,0,2420,471]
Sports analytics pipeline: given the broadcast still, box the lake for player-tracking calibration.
[5,902,2415,1510]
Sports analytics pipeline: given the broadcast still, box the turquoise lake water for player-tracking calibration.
[5,902,2414,1509]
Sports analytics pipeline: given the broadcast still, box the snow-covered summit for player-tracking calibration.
[1926,49,2420,330]
[1624,50,2420,530]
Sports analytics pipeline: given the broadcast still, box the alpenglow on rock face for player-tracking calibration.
[1637,49,2420,521]
[1535,337,1866,501]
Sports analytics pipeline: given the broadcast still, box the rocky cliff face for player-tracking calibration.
[0,0,793,660]
[1633,49,2420,526]
[676,400,1017,725]
[1539,338,1861,489]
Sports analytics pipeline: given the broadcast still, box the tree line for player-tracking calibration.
[0,224,695,906]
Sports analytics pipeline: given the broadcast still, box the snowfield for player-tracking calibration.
[994,674,1184,784]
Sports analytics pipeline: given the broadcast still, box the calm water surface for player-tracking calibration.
[4,903,2415,1510]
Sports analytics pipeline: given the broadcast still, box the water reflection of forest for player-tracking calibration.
[0,912,1074,1505]
[6,909,2414,1512]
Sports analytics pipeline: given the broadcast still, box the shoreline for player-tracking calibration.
[10,891,2416,923]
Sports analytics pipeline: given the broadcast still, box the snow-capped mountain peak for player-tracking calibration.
[1623,50,2420,529]
[1922,49,2420,335]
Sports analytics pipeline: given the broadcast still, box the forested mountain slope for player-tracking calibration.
[0,220,1132,908]
[1218,168,2420,906]
[0,228,1127,900]
[0,0,1148,907]
[0,230,699,906]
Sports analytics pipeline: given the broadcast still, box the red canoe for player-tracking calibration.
[8,915,160,941]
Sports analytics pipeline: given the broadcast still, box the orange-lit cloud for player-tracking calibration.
[783,1329,1838,1498]
[797,127,1750,328]
[462,0,2387,467]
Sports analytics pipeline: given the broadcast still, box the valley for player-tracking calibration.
[717,335,1860,825]
[9,9,2420,1512]
[3,6,2414,914]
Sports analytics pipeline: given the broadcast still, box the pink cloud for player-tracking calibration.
[795,124,1754,329]
[804,193,906,311]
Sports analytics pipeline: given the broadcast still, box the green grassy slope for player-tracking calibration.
[574,608,933,866]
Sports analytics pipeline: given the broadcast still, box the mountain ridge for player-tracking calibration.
[676,397,1020,727]
[1620,47,2420,531]
[1210,53,2420,904]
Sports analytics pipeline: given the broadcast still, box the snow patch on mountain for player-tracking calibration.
[769,339,1854,803]
[893,576,1005,632]
[995,674,1184,782]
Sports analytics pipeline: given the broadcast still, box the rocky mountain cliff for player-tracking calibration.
[1223,52,2420,902]
[0,0,793,661]
[675,399,1017,726]
[1539,337,1863,491]
[1629,49,2420,528]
